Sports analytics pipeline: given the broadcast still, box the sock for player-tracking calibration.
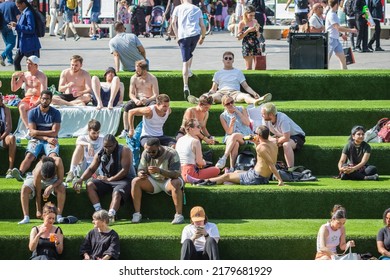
[108,209,116,216]
[18,215,30,224]
[93,203,102,211]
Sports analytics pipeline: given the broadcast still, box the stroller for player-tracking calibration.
[150,5,165,37]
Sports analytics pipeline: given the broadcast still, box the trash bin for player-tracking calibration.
[289,33,328,69]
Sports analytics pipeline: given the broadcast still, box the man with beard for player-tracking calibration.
[73,134,136,225]
[119,60,159,138]
[109,21,146,72]
[52,55,93,106]
[131,137,184,224]
[12,90,62,182]
[127,94,175,147]
[91,67,124,110]
[65,119,104,183]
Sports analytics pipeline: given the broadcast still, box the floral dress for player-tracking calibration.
[241,26,261,57]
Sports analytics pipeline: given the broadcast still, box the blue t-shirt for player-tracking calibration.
[28,106,61,132]
[91,0,101,13]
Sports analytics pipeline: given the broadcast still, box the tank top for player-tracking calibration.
[316,222,341,253]
[141,105,169,138]
[176,135,196,165]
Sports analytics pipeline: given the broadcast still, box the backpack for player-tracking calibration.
[234,150,256,171]
[33,9,46,38]
[273,169,318,182]
[66,0,78,10]
[343,0,356,17]
[378,120,390,142]
[296,0,308,9]
[364,118,389,143]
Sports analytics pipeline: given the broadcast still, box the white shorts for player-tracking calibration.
[23,174,66,199]
[147,176,184,195]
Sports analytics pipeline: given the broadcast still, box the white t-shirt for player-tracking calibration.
[309,14,324,29]
[76,135,104,164]
[262,112,305,137]
[172,3,202,40]
[325,10,340,39]
[213,68,246,91]
[181,222,220,252]
[176,134,196,165]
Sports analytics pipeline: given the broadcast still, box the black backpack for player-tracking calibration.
[297,0,308,9]
[235,150,256,171]
[343,0,356,17]
[33,9,46,38]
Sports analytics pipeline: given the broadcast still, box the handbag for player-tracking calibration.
[254,55,266,70]
[343,42,355,65]
[332,247,360,260]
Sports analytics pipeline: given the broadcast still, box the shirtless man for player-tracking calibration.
[186,125,285,186]
[119,59,159,138]
[11,56,47,128]
[91,67,124,110]
[52,55,92,106]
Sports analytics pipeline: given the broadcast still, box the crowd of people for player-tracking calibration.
[0,0,386,261]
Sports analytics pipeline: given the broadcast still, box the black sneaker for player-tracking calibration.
[367,45,374,51]
[183,87,190,100]
[197,180,216,186]
[375,47,385,51]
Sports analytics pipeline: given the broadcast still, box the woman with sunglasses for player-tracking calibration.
[237,5,261,70]
[315,204,355,260]
[176,118,220,183]
[215,95,252,170]
[29,202,64,260]
[337,125,379,180]
[176,94,216,145]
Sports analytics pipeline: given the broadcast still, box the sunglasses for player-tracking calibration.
[224,57,233,61]
[224,101,234,106]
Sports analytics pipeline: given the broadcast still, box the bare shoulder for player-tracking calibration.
[81,69,92,78]
[37,70,47,80]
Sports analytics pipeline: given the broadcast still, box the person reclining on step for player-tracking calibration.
[187,125,284,186]
[52,55,92,106]
[176,94,216,145]
[91,67,124,110]
[119,59,159,138]
[176,118,220,183]
[337,125,379,181]
[11,55,47,129]
[65,119,104,183]
[127,93,176,147]
[261,102,305,171]
[188,51,271,105]
[18,156,66,224]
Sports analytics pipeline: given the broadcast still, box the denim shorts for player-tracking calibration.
[90,12,101,23]
[328,37,343,56]
[27,139,60,159]
[178,34,200,62]
[239,168,269,185]
[64,10,74,23]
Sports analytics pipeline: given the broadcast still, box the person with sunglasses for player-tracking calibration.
[214,95,252,170]
[29,202,64,260]
[189,51,271,105]
[176,118,220,183]
[337,125,378,180]
[131,137,185,224]
[176,94,215,145]
[309,3,325,33]
[18,156,66,224]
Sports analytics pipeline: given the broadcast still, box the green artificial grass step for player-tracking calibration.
[0,177,390,220]
[0,219,382,260]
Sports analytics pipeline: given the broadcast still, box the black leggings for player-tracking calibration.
[341,165,377,180]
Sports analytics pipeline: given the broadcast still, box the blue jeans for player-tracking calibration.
[1,28,16,63]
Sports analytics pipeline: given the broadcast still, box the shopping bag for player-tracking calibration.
[254,55,266,70]
[343,43,355,65]
[332,247,360,260]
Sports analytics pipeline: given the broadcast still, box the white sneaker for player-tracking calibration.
[188,69,193,78]
[18,216,30,224]
[118,129,128,139]
[131,212,142,223]
[12,168,24,182]
[108,214,115,225]
[215,157,226,169]
[171,214,184,224]
[5,169,13,179]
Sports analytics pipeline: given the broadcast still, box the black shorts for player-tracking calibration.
[58,93,77,102]
[92,179,132,205]
[123,99,156,112]
[140,135,176,147]
[291,134,305,151]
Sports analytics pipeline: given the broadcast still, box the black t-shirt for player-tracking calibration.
[342,141,371,165]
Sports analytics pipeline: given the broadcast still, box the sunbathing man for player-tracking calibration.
[52,55,92,106]
[11,56,47,128]
[187,125,284,186]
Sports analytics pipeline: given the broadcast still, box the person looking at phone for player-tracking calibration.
[180,206,220,260]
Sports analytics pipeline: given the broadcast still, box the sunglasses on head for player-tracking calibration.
[224,101,234,106]
[224,57,233,61]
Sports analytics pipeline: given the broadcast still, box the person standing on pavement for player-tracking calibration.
[8,0,41,71]
[367,0,384,52]
[59,0,81,41]
[0,0,20,67]
[85,0,101,40]
[171,0,206,101]
[49,0,64,37]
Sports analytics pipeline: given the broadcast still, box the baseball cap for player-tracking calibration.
[190,206,206,222]
[104,67,116,77]
[27,55,39,65]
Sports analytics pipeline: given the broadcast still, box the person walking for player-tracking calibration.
[0,0,20,66]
